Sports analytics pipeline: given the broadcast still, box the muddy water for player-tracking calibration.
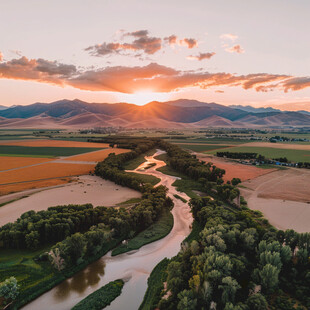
[22,150,192,310]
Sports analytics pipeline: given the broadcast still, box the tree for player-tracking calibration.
[48,248,65,271]
[231,178,241,186]
[25,231,40,250]
[259,264,279,291]
[219,276,240,304]
[246,293,268,310]
[61,233,86,265]
[0,277,19,302]
[177,290,197,310]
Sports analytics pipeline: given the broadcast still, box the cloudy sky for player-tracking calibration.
[0,0,309,109]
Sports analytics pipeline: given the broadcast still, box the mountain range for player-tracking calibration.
[0,99,309,129]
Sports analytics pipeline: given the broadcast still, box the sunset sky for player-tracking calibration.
[0,0,309,110]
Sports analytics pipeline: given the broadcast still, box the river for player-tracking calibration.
[22,150,193,310]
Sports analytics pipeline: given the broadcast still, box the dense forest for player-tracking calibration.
[152,197,310,310]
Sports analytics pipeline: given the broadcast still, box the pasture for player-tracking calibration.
[206,146,310,163]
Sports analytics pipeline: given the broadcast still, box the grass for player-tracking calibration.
[173,194,187,203]
[117,197,142,206]
[172,178,205,199]
[138,258,170,310]
[111,211,173,256]
[123,148,157,170]
[71,279,124,310]
[126,172,160,186]
[1,237,123,310]
[0,145,106,157]
[207,146,310,163]
[175,144,230,152]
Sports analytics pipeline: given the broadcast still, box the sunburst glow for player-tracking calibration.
[118,90,171,105]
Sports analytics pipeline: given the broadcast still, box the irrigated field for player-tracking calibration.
[207,146,310,162]
[0,145,106,157]
[0,139,109,148]
[174,143,230,152]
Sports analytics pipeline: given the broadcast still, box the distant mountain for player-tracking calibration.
[0,99,309,129]
[230,105,281,113]
[0,105,10,111]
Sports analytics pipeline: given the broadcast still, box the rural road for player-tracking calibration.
[22,150,193,310]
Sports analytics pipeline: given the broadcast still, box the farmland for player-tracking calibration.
[0,138,130,196]
[206,146,310,162]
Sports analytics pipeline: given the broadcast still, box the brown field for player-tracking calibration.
[239,142,310,150]
[196,153,276,182]
[64,148,129,162]
[0,178,72,196]
[240,168,310,232]
[0,162,95,186]
[0,139,110,148]
[0,156,52,171]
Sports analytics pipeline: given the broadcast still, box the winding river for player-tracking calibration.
[22,150,193,310]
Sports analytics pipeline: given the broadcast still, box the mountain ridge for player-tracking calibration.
[0,99,309,128]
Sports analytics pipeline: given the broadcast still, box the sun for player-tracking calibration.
[118,90,171,105]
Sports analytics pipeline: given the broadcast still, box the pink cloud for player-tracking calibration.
[1,56,309,94]
[220,33,238,41]
[225,44,245,54]
[187,52,216,61]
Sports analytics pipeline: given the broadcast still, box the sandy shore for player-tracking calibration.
[0,175,141,226]
[240,168,310,233]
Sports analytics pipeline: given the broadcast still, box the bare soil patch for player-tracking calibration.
[196,153,275,182]
[0,175,141,226]
[240,168,310,233]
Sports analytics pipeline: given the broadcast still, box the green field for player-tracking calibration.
[0,145,105,157]
[207,146,310,163]
[175,143,230,152]
[123,149,156,170]
[126,172,160,186]
[111,210,173,256]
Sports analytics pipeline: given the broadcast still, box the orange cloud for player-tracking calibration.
[226,44,245,54]
[0,56,76,85]
[0,52,2,62]
[1,56,309,94]
[187,52,215,61]
[164,35,178,45]
[179,38,198,48]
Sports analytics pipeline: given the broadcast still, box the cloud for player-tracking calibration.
[225,44,245,54]
[126,30,149,37]
[0,56,76,85]
[86,30,162,56]
[0,52,3,62]
[1,56,309,94]
[220,33,238,41]
[164,35,178,45]
[179,38,198,48]
[215,90,224,93]
[187,52,215,61]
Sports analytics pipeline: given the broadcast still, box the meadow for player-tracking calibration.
[0,145,105,157]
[207,146,310,162]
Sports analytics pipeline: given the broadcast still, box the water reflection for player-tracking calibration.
[54,259,105,301]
